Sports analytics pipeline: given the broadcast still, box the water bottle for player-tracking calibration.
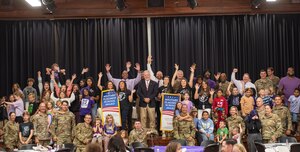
[286,139,289,146]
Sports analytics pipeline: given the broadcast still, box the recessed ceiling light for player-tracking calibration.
[266,0,277,2]
[25,0,42,7]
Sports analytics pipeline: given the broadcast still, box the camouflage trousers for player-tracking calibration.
[57,136,72,145]
[18,137,32,148]
[4,139,18,150]
[76,146,86,152]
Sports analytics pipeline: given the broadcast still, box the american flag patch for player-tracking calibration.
[102,107,120,112]
[162,110,174,116]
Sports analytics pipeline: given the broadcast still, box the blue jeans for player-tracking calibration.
[91,104,98,120]
[291,112,298,122]
[200,133,214,141]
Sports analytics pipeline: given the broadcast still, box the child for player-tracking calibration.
[181,92,194,113]
[120,130,129,146]
[190,108,199,128]
[18,111,34,148]
[92,117,103,146]
[240,88,254,117]
[227,86,242,112]
[5,92,24,123]
[212,89,228,129]
[27,93,39,116]
[174,102,182,117]
[46,101,56,130]
[103,114,118,152]
[23,78,37,110]
[217,121,229,144]
[54,100,62,111]
[288,88,300,134]
[232,124,243,144]
[258,89,273,107]
[79,88,95,122]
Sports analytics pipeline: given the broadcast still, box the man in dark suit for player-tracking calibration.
[137,70,158,130]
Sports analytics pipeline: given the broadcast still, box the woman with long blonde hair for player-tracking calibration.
[103,114,118,151]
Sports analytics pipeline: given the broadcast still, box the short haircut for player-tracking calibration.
[267,67,274,71]
[23,111,30,117]
[260,69,266,73]
[9,112,16,116]
[202,111,209,116]
[224,139,237,146]
[27,78,35,83]
[294,88,300,92]
[61,100,69,105]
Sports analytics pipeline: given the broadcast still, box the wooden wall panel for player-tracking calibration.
[0,0,299,19]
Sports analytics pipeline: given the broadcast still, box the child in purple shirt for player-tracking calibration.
[79,88,95,122]
[181,92,194,113]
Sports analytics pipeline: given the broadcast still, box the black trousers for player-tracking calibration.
[155,101,161,133]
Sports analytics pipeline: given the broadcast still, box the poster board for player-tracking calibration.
[101,90,121,127]
[160,93,181,131]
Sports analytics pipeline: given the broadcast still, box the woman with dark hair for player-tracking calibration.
[81,77,100,120]
[194,81,213,119]
[107,135,127,152]
[246,110,262,152]
[118,81,135,130]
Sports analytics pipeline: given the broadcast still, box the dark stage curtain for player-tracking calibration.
[151,14,300,81]
[0,19,148,96]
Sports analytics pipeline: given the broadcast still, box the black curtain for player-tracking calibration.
[151,14,300,81]
[0,19,148,96]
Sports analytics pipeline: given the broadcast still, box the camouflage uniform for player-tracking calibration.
[267,76,280,89]
[31,112,51,146]
[173,116,196,146]
[73,123,93,152]
[3,121,19,150]
[260,113,283,143]
[256,107,265,118]
[128,128,149,147]
[272,105,292,132]
[226,115,245,138]
[50,111,76,145]
[218,81,231,97]
[254,78,274,92]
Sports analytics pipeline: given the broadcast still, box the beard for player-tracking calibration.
[288,73,295,77]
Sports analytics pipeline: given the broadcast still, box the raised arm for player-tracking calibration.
[105,64,120,87]
[37,71,43,95]
[194,83,200,100]
[129,90,136,102]
[133,63,142,86]
[147,56,158,82]
[171,64,179,87]
[97,72,103,91]
[189,64,196,88]
[231,68,243,94]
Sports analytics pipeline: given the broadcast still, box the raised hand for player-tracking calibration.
[214,72,221,80]
[174,64,179,70]
[72,74,77,80]
[210,89,215,96]
[60,69,66,74]
[233,68,238,73]
[105,64,111,72]
[134,63,141,71]
[37,71,41,77]
[126,61,132,69]
[195,83,200,90]
[46,68,51,75]
[147,56,152,64]
[98,72,103,78]
[190,65,195,73]
[132,89,136,94]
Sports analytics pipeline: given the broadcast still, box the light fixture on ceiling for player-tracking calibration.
[251,0,263,8]
[115,0,126,11]
[187,0,197,9]
[42,0,56,13]
[25,0,42,7]
[266,0,277,1]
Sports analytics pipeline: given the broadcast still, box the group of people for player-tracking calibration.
[0,55,300,152]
